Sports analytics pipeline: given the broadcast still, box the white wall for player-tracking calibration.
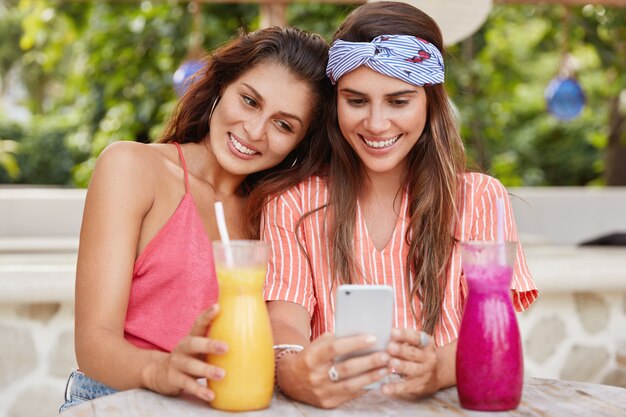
[509,187,626,245]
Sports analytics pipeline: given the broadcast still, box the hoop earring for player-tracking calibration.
[209,96,220,121]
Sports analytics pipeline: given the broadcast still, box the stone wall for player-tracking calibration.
[520,292,626,387]
[0,303,75,417]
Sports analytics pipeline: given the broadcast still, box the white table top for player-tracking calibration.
[59,377,626,417]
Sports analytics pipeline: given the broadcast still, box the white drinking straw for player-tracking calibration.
[496,197,505,243]
[214,201,234,266]
[496,197,506,265]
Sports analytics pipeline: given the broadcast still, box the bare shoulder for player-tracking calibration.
[93,141,177,184]
[95,141,166,172]
[86,141,179,213]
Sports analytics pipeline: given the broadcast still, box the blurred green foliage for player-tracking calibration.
[446,5,626,186]
[0,1,624,187]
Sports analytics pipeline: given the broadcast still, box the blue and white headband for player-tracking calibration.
[326,34,444,87]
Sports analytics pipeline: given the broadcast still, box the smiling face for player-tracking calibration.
[337,66,428,178]
[209,62,314,176]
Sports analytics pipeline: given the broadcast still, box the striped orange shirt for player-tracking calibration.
[262,172,538,346]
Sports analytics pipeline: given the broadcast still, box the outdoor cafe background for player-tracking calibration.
[1,0,626,416]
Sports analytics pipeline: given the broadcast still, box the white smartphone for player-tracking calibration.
[334,284,394,389]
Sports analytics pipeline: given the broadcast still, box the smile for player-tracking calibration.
[229,134,259,155]
[361,134,401,149]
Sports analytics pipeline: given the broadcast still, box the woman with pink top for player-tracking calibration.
[61,27,332,411]
[264,2,538,409]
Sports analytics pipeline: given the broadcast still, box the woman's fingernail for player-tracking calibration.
[365,335,377,344]
[202,390,214,401]
[213,368,226,379]
[378,368,388,376]
[214,342,228,353]
[380,353,390,363]
[388,343,398,354]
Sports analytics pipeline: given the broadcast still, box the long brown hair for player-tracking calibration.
[159,26,333,237]
[326,2,466,334]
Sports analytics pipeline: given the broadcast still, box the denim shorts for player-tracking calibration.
[59,369,117,412]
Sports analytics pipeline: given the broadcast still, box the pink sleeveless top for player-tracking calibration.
[124,142,218,352]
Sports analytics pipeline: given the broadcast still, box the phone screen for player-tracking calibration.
[334,284,394,389]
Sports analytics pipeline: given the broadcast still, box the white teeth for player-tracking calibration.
[363,135,400,149]
[229,134,257,155]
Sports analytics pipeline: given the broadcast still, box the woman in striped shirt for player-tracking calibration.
[264,1,538,409]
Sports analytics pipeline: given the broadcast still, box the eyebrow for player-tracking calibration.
[340,88,419,98]
[242,83,304,127]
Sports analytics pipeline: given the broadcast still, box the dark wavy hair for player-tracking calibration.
[324,2,466,334]
[159,26,333,237]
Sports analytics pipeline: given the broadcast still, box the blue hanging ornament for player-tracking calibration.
[173,1,204,97]
[545,76,585,121]
[545,20,585,122]
[173,59,204,97]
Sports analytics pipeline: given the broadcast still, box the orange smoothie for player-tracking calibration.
[207,266,274,411]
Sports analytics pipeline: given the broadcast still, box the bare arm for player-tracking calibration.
[74,142,224,401]
[268,300,311,346]
[75,142,156,390]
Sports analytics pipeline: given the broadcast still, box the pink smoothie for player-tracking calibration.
[456,264,523,411]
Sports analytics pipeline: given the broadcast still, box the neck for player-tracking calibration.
[189,140,246,198]
[361,163,405,203]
